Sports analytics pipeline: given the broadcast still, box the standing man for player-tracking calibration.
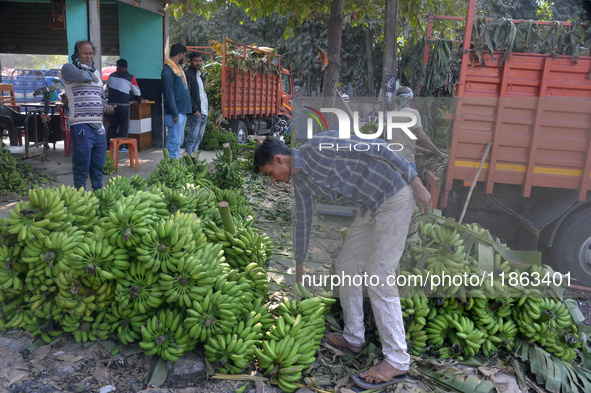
[254,132,432,389]
[184,51,208,155]
[106,58,146,152]
[389,86,448,172]
[62,40,115,191]
[162,43,191,159]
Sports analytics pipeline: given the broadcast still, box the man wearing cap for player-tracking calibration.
[162,43,192,159]
[389,86,448,172]
[106,59,146,151]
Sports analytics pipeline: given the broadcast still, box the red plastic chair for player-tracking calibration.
[109,138,139,172]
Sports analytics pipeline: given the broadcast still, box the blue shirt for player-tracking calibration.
[291,131,416,265]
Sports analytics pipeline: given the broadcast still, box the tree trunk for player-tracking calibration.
[365,24,375,96]
[322,0,344,98]
[383,0,398,103]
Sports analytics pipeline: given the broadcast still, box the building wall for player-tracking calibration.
[65,0,88,57]
[118,3,163,147]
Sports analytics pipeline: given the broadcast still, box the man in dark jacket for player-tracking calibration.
[162,43,192,159]
[184,51,208,154]
[106,59,146,151]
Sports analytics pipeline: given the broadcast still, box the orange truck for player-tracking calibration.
[424,0,591,285]
[187,39,294,144]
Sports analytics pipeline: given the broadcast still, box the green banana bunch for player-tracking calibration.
[148,157,194,190]
[405,324,428,356]
[248,298,276,333]
[67,228,130,287]
[1,295,27,330]
[56,185,99,232]
[94,187,123,219]
[182,151,210,182]
[105,303,146,344]
[22,226,84,281]
[130,174,148,191]
[191,185,218,221]
[55,272,99,319]
[204,221,273,269]
[139,308,197,361]
[212,188,254,217]
[136,214,199,273]
[32,320,63,343]
[255,314,320,392]
[115,260,163,314]
[204,331,258,373]
[0,244,27,293]
[105,175,136,197]
[0,217,19,248]
[101,191,161,249]
[6,188,69,243]
[184,288,240,342]
[159,255,212,307]
[212,151,244,190]
[152,184,199,215]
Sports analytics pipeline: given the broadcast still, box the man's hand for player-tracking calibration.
[173,116,179,124]
[141,99,148,104]
[92,74,100,84]
[104,105,116,114]
[438,151,449,159]
[410,177,432,214]
[194,111,201,117]
[295,264,304,285]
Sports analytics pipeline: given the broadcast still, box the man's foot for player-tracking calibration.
[119,147,128,153]
[358,361,407,384]
[323,333,363,355]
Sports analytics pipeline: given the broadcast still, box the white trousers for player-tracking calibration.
[336,185,414,370]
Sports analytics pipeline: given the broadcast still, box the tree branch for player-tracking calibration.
[313,11,330,23]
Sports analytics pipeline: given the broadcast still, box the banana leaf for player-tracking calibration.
[416,365,495,393]
[514,339,591,393]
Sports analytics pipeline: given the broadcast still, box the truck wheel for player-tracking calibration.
[552,208,591,287]
[235,121,248,145]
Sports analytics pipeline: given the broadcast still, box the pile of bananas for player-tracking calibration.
[94,187,123,218]
[397,217,582,362]
[213,150,243,190]
[115,260,163,314]
[0,143,52,196]
[149,155,194,189]
[62,309,110,343]
[106,175,137,197]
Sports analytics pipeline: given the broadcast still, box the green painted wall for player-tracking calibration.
[118,3,162,79]
[65,0,88,57]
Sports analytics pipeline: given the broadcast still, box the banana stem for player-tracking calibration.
[223,143,232,164]
[340,227,348,243]
[218,201,236,235]
[163,148,170,160]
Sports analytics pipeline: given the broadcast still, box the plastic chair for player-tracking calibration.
[109,137,139,172]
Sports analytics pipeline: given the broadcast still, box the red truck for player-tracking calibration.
[187,39,294,144]
[423,0,591,285]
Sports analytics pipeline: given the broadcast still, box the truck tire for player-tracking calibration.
[551,208,591,287]
[235,121,248,145]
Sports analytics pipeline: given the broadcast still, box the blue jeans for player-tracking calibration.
[165,113,187,159]
[410,162,417,172]
[71,123,107,191]
[185,113,207,154]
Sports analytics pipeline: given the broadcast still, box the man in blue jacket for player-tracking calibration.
[162,43,191,159]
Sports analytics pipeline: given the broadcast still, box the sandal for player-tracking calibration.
[323,333,363,356]
[352,366,408,389]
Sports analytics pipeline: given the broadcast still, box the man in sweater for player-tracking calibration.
[106,58,146,151]
[162,43,192,159]
[62,40,115,191]
[184,51,208,154]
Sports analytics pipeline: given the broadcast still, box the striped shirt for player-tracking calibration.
[292,130,416,265]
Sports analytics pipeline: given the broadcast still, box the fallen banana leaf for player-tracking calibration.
[514,338,591,393]
[212,374,268,381]
[147,357,167,387]
[415,364,495,392]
